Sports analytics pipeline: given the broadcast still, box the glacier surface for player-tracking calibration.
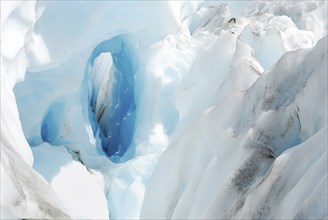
[1,0,327,219]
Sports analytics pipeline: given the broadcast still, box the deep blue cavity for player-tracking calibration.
[41,123,48,141]
[40,101,66,144]
[98,51,136,158]
[87,35,138,161]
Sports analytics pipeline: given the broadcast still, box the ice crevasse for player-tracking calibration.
[1,1,327,219]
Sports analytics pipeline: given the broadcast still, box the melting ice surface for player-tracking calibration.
[1,1,328,219]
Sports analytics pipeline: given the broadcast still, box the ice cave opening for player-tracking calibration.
[13,34,139,163]
[86,35,138,162]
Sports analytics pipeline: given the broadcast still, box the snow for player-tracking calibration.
[32,143,108,219]
[1,0,327,219]
[1,131,70,219]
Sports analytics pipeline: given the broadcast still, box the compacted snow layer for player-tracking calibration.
[1,0,327,219]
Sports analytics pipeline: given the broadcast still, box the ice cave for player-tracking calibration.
[87,35,138,160]
[1,1,327,219]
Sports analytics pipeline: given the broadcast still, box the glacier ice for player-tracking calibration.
[1,130,70,219]
[141,36,327,219]
[87,35,138,159]
[1,0,327,219]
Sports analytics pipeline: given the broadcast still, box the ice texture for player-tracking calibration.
[1,1,327,219]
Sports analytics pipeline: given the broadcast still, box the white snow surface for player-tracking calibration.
[1,1,327,219]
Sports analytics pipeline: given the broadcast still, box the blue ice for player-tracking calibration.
[87,35,138,160]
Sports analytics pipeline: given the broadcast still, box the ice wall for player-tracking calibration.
[141,34,327,219]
